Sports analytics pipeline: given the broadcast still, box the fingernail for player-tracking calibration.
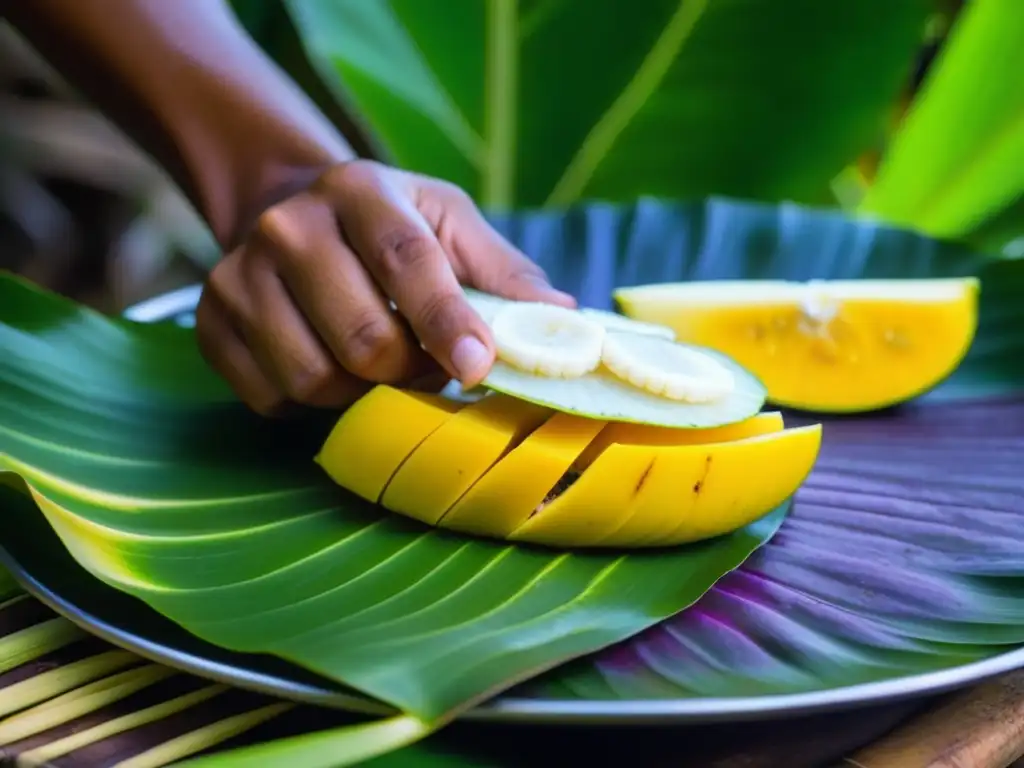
[450,335,491,384]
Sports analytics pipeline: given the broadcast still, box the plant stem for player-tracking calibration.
[483,0,518,209]
[545,0,707,207]
[0,649,138,718]
[0,664,176,745]
[0,618,85,675]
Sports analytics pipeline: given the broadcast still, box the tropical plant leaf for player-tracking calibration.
[282,0,931,208]
[0,270,785,724]
[46,196,1024,702]
[859,0,1024,251]
[3,198,1024,765]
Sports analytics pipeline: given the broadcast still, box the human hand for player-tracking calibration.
[195,160,576,415]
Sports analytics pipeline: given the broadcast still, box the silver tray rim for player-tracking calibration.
[28,283,1007,725]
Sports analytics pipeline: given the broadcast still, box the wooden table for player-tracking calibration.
[2,594,1024,767]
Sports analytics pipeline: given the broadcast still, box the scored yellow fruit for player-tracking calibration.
[614,278,979,413]
[317,385,822,549]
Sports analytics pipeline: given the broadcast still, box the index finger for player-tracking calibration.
[325,167,496,389]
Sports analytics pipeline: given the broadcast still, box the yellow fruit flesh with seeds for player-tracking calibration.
[380,394,552,525]
[439,412,608,538]
[615,278,978,412]
[314,387,460,502]
[509,425,820,549]
[573,411,784,470]
[507,443,659,546]
[609,424,822,547]
[316,385,821,549]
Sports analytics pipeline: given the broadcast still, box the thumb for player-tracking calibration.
[447,207,576,309]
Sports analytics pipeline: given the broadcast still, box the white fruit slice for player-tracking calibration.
[492,302,606,378]
[600,331,735,402]
[466,288,675,339]
[464,288,510,324]
[579,308,675,340]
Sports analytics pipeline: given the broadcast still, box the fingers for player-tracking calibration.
[200,249,369,415]
[412,175,576,308]
[254,194,432,384]
[323,165,497,388]
[195,287,282,416]
[241,256,371,408]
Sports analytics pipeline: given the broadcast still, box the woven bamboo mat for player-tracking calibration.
[2,594,1024,767]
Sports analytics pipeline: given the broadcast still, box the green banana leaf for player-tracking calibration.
[0,276,783,763]
[282,0,931,208]
[859,0,1024,253]
[0,247,788,730]
[3,197,1024,766]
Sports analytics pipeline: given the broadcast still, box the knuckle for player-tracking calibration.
[205,261,234,301]
[373,228,436,274]
[319,159,382,191]
[432,179,473,207]
[248,393,283,418]
[417,289,464,332]
[255,204,301,253]
[282,355,335,403]
[341,315,403,379]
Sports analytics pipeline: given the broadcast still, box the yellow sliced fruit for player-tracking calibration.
[614,278,979,413]
[511,424,821,549]
[507,443,658,547]
[438,412,608,538]
[573,411,784,470]
[380,393,552,525]
[314,387,461,502]
[604,424,822,548]
[316,385,821,550]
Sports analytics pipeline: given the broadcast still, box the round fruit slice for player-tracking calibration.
[483,342,765,429]
[464,287,511,325]
[600,330,735,402]
[578,307,675,339]
[492,302,606,378]
[614,277,979,413]
[466,288,675,339]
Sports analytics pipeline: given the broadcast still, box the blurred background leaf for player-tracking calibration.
[280,0,931,210]
[8,0,1024,313]
[858,0,1024,257]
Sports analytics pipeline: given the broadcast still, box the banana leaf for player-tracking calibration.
[0,197,795,750]
[4,197,1024,766]
[282,0,931,208]
[859,0,1024,254]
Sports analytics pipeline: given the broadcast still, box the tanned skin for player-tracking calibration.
[3,0,574,413]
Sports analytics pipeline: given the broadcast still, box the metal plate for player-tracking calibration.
[7,518,1024,727]
[6,284,1012,725]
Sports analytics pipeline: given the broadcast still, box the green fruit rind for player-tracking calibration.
[464,287,767,427]
[482,345,767,428]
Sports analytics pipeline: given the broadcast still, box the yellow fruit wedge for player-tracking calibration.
[509,425,821,548]
[438,413,608,538]
[506,442,660,547]
[572,411,785,470]
[314,387,461,502]
[316,385,822,550]
[380,394,552,525]
[614,278,979,413]
[605,424,822,547]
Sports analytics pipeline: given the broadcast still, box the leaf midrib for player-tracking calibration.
[483,0,518,208]
[544,0,709,206]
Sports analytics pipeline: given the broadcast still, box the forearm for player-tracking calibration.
[3,0,355,249]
